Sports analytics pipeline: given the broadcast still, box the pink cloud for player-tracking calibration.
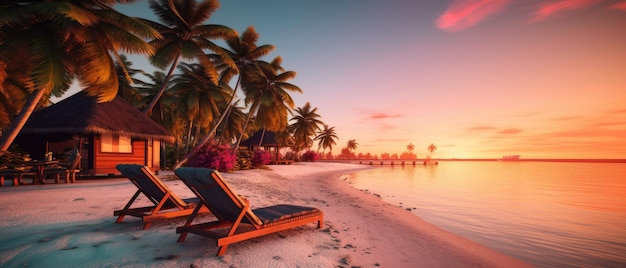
[611,1,626,10]
[436,0,624,32]
[369,113,402,119]
[498,128,523,134]
[436,0,511,32]
[467,125,497,131]
[530,0,602,21]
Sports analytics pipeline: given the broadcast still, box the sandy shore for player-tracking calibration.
[0,162,531,267]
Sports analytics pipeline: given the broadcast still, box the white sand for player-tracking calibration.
[0,162,531,267]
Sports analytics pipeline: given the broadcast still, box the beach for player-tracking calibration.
[0,162,531,267]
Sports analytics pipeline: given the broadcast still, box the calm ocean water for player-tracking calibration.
[343,161,626,268]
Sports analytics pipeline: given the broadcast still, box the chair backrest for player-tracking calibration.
[116,164,188,208]
[174,167,262,225]
[67,154,82,170]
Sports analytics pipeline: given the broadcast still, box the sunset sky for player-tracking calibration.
[106,0,626,159]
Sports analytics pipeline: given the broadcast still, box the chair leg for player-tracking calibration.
[0,175,18,186]
[65,172,70,184]
[217,245,229,256]
[115,215,126,223]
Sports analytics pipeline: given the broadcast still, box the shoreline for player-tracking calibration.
[323,158,626,164]
[0,162,531,267]
[266,162,531,267]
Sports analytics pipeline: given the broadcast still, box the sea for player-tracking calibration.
[342,160,626,268]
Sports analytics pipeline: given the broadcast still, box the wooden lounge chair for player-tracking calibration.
[114,164,208,229]
[174,167,324,256]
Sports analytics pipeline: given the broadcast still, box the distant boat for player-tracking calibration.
[502,155,521,160]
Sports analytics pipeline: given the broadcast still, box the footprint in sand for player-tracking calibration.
[154,254,178,260]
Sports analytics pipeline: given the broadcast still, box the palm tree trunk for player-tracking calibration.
[144,55,180,116]
[199,75,242,144]
[184,119,194,155]
[0,88,47,153]
[193,123,202,148]
[257,128,266,148]
[234,104,257,152]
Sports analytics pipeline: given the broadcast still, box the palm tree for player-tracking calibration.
[169,62,231,153]
[0,0,158,153]
[290,102,323,152]
[115,55,144,106]
[347,139,358,153]
[133,70,169,119]
[407,143,415,152]
[215,100,246,145]
[0,60,40,129]
[140,0,236,116]
[172,55,294,169]
[234,56,302,150]
[427,143,437,161]
[188,26,275,151]
[211,26,274,135]
[428,143,437,154]
[315,124,338,157]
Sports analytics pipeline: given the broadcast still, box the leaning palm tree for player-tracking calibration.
[315,124,338,157]
[140,0,236,116]
[134,70,168,123]
[234,56,302,151]
[290,102,324,152]
[0,59,38,129]
[185,27,276,154]
[215,100,246,145]
[0,0,159,153]
[207,26,275,139]
[169,62,231,153]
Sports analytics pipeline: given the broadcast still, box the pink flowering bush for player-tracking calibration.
[251,149,271,168]
[300,150,319,162]
[186,140,236,172]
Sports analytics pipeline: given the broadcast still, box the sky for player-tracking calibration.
[99,0,626,159]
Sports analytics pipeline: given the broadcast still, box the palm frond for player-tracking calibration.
[29,27,72,94]
[60,1,100,26]
[188,0,220,26]
[96,9,162,40]
[150,40,182,69]
[275,82,302,93]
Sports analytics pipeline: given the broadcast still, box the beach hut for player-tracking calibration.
[16,91,175,176]
[239,129,292,164]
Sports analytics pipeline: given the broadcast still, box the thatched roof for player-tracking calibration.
[20,91,175,143]
[240,129,279,146]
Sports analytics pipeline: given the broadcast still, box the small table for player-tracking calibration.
[26,160,59,184]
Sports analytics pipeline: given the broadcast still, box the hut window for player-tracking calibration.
[101,134,132,153]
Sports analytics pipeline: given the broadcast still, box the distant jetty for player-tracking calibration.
[501,155,521,161]
[356,160,438,166]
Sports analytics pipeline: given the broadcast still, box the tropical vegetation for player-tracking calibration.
[0,0,436,168]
